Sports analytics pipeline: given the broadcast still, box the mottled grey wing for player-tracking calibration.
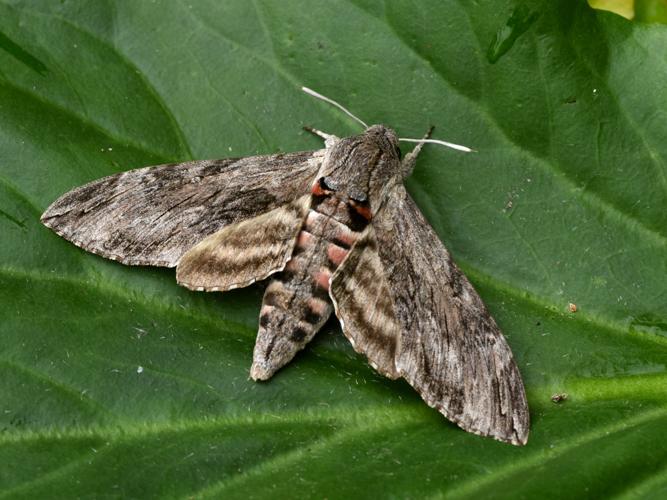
[41,150,324,267]
[331,185,529,446]
[176,194,310,292]
[330,232,401,379]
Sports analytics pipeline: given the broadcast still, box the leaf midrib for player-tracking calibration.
[3,264,667,406]
[187,406,667,499]
[4,245,665,354]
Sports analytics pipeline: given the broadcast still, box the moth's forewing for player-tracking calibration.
[331,185,529,445]
[41,151,323,266]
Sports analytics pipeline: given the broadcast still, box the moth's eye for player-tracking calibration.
[319,176,337,191]
[395,145,402,159]
[348,196,372,221]
[348,191,368,204]
[312,176,337,196]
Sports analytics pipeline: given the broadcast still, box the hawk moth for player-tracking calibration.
[40,89,529,445]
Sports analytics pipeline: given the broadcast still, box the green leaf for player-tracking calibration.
[635,0,667,24]
[1,0,666,498]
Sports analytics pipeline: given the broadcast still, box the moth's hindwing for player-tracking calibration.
[331,185,530,446]
[330,230,401,379]
[176,195,311,292]
[40,151,323,267]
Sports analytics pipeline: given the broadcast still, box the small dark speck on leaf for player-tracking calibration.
[551,393,568,404]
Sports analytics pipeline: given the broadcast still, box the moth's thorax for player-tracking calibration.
[310,186,371,227]
[317,124,402,214]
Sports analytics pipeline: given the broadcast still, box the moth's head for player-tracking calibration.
[315,125,402,219]
[302,89,473,221]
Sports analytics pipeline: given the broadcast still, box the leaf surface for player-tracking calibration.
[1,0,666,498]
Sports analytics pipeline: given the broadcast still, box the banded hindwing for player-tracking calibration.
[330,230,400,379]
[176,195,311,292]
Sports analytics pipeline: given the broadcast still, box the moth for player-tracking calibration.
[41,88,529,445]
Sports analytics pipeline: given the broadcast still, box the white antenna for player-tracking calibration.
[302,86,368,129]
[302,86,474,153]
[399,137,474,153]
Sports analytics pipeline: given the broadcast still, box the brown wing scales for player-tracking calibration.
[331,185,529,446]
[176,195,311,292]
[330,232,401,379]
[41,150,323,267]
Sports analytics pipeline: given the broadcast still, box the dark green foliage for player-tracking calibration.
[1,1,665,498]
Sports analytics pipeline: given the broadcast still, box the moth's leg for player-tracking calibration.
[303,126,339,148]
[400,126,434,178]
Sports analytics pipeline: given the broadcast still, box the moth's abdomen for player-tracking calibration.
[250,195,367,380]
